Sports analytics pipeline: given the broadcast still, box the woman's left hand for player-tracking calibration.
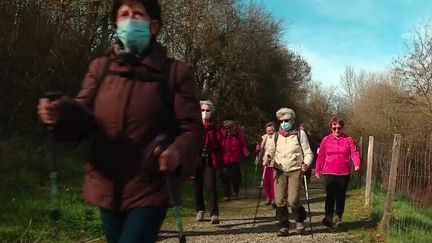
[154,146,180,172]
[354,166,360,171]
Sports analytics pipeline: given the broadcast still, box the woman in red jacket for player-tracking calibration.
[220,120,249,200]
[315,116,361,227]
[194,100,222,224]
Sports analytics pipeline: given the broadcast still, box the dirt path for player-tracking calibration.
[158,177,356,243]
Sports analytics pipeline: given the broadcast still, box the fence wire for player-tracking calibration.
[371,136,432,243]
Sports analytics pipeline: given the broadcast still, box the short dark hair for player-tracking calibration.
[112,0,162,25]
[329,116,344,127]
[265,122,275,129]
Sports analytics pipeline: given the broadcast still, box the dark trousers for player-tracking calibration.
[221,163,241,197]
[100,207,166,243]
[324,174,350,218]
[194,161,219,216]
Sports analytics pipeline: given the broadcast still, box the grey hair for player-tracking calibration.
[200,100,215,112]
[276,107,296,120]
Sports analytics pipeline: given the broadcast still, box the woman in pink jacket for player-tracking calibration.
[220,120,249,200]
[315,116,361,227]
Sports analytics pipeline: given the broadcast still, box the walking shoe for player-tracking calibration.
[195,211,205,222]
[223,196,230,201]
[277,227,289,237]
[295,222,305,234]
[265,198,271,205]
[322,215,334,227]
[211,215,220,224]
[334,215,342,227]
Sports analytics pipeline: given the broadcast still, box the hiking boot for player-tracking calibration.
[195,211,205,222]
[322,215,333,227]
[295,222,305,234]
[211,215,220,224]
[265,198,271,205]
[277,227,289,237]
[334,215,342,227]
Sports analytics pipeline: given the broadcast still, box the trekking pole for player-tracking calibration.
[303,174,313,238]
[41,91,63,221]
[165,173,186,243]
[154,134,186,243]
[253,162,267,226]
[252,155,259,188]
[244,161,248,198]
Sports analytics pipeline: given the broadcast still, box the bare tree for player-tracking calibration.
[394,24,432,122]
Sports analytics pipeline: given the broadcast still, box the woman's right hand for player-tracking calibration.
[37,98,62,124]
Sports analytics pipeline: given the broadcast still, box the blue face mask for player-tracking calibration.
[116,19,151,54]
[281,121,292,131]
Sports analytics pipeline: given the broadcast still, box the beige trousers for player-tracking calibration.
[273,169,302,208]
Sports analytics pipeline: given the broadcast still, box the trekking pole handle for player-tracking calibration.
[40,91,63,130]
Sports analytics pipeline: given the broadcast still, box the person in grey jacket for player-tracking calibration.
[266,107,313,236]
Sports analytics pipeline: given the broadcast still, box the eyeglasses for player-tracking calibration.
[281,119,291,123]
[332,127,342,131]
[201,109,210,112]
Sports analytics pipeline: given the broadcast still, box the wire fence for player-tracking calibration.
[370,135,432,243]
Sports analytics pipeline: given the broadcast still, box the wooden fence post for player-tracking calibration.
[365,136,374,207]
[381,134,402,228]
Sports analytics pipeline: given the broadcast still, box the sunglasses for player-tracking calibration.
[332,127,342,131]
[281,119,291,123]
[201,109,210,112]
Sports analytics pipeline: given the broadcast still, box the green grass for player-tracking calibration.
[0,136,261,242]
[0,136,102,242]
[334,187,384,243]
[370,187,432,243]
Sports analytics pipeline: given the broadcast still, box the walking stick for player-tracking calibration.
[252,155,259,188]
[253,163,267,226]
[153,134,186,243]
[244,161,248,198]
[165,173,186,243]
[303,174,313,238]
[41,91,63,221]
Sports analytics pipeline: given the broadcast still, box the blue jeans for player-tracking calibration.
[101,207,166,243]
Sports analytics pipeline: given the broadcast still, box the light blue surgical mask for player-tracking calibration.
[281,121,292,131]
[116,19,151,54]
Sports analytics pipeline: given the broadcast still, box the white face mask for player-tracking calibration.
[201,111,211,120]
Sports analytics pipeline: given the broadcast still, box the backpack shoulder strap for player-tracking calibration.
[159,58,178,138]
[159,58,177,109]
[297,129,304,156]
[274,132,279,145]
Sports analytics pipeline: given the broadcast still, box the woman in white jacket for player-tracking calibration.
[266,107,314,237]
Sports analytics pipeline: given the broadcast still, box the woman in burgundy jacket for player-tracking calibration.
[37,0,203,242]
[220,120,249,200]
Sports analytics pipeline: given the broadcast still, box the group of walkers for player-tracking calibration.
[36,0,362,242]
[254,109,361,236]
